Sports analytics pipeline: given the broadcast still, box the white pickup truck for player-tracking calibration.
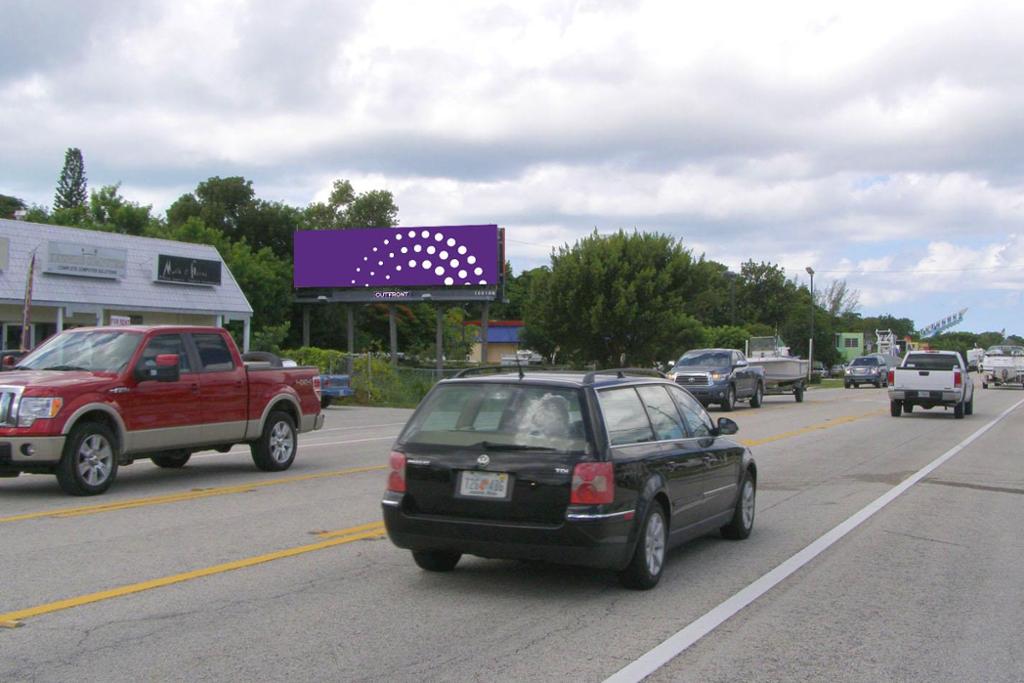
[888,350,974,419]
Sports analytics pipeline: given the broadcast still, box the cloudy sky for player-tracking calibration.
[3,0,1023,335]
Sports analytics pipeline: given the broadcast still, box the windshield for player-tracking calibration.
[16,330,143,373]
[850,357,880,366]
[400,382,588,453]
[985,345,1024,356]
[675,351,731,369]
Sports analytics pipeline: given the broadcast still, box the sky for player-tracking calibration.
[2,0,1023,336]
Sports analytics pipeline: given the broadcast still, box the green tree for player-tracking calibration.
[0,194,26,218]
[736,260,798,329]
[54,147,88,210]
[521,230,709,367]
[301,179,399,230]
[88,183,157,235]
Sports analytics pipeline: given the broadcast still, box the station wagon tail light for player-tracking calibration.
[888,369,895,385]
[953,370,962,388]
[312,375,322,401]
[571,462,614,505]
[387,451,406,493]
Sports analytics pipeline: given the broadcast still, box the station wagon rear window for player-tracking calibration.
[401,383,588,453]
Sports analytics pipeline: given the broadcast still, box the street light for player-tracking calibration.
[806,266,815,380]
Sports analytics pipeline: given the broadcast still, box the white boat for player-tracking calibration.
[746,336,809,401]
[981,345,1024,387]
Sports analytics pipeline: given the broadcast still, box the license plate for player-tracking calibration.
[458,471,511,499]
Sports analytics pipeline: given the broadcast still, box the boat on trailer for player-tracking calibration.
[746,336,809,402]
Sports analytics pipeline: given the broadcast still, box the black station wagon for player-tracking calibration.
[381,368,757,589]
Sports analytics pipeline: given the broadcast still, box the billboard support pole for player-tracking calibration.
[481,301,490,364]
[302,306,311,348]
[436,306,444,378]
[389,305,398,367]
[346,306,355,375]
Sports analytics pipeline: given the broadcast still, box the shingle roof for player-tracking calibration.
[0,219,252,316]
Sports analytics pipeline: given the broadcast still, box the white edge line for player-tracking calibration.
[604,397,1024,683]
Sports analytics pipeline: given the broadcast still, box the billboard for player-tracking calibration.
[294,225,500,289]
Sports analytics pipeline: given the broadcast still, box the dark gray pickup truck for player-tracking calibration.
[668,348,766,411]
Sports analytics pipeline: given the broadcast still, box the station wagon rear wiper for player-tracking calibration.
[469,441,558,452]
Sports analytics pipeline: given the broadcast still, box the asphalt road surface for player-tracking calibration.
[1,381,1021,682]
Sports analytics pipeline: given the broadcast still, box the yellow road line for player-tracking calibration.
[0,523,388,629]
[317,521,385,538]
[0,465,386,524]
[740,409,886,447]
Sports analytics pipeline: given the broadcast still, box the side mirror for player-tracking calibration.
[735,360,748,368]
[136,354,180,383]
[715,417,739,436]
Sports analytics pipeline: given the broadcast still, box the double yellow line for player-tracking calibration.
[0,521,387,629]
[740,409,885,447]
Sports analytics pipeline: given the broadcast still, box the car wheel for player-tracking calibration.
[151,451,191,468]
[953,401,964,419]
[320,395,332,410]
[749,382,763,408]
[412,550,461,572]
[982,382,988,389]
[56,422,119,496]
[795,384,805,402]
[720,385,735,412]
[844,381,851,389]
[890,400,902,417]
[721,471,756,540]
[619,502,667,590]
[251,410,297,471]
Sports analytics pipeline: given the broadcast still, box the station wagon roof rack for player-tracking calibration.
[453,365,524,379]
[582,368,667,384]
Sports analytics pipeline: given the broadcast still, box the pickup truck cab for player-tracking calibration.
[888,350,974,419]
[0,326,324,495]
[668,348,766,411]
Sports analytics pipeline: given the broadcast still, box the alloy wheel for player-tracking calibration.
[269,421,295,463]
[76,434,114,486]
[645,511,666,577]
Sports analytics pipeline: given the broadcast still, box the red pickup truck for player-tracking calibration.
[0,326,324,495]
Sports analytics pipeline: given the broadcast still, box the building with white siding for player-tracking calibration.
[0,219,253,351]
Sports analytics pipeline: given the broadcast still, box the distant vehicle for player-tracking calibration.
[830,363,847,377]
[844,354,890,389]
[668,348,766,411]
[0,327,324,495]
[888,350,974,418]
[382,367,757,590]
[812,361,827,379]
[319,372,354,408]
[966,347,984,372]
[980,345,1024,389]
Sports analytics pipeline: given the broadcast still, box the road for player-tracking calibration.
[1,382,1021,682]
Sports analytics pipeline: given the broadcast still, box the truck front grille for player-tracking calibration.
[676,374,710,387]
[0,387,23,427]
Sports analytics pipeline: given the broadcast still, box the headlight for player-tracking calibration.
[18,397,63,428]
[709,371,722,381]
[668,372,677,381]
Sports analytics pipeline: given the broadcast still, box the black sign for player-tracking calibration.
[156,254,222,286]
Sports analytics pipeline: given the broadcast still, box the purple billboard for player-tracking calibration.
[294,225,501,289]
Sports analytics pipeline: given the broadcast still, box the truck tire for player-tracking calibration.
[953,402,964,419]
[152,452,191,468]
[890,400,902,417]
[720,385,736,412]
[56,422,119,496]
[320,395,332,410]
[795,384,805,403]
[251,410,297,471]
[749,382,764,408]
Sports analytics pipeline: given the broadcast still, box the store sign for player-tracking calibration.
[0,237,8,271]
[44,241,127,279]
[156,254,222,286]
[109,315,132,326]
